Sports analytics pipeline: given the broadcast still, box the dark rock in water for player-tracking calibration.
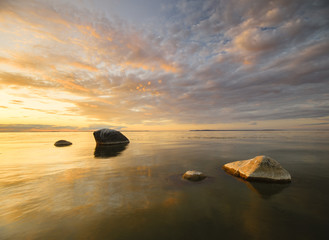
[223,155,291,183]
[54,140,72,147]
[94,143,128,158]
[182,170,206,181]
[93,128,129,145]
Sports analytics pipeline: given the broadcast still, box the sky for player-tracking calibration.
[0,0,328,131]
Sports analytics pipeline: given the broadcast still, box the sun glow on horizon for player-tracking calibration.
[0,0,328,131]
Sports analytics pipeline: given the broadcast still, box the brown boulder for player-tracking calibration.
[182,170,206,181]
[223,155,291,182]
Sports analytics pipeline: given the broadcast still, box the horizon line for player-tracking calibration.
[0,129,328,133]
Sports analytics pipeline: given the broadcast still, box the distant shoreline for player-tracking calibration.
[190,129,280,131]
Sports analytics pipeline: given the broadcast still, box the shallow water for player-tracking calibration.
[0,131,328,239]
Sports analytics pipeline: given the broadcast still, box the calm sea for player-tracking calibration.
[0,131,328,239]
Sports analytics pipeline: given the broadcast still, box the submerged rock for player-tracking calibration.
[182,170,206,181]
[54,140,72,147]
[223,155,291,183]
[93,128,129,145]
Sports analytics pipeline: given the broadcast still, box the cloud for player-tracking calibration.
[299,122,329,126]
[0,72,56,88]
[0,0,328,130]
[0,124,77,132]
[0,124,124,132]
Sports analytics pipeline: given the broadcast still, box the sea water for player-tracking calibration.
[0,131,328,239]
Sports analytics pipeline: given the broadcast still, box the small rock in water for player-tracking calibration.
[54,140,72,147]
[93,128,129,145]
[222,155,291,182]
[182,170,206,181]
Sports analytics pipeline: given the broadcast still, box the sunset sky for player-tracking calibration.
[0,0,328,131]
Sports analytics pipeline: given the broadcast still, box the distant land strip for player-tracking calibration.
[189,129,314,131]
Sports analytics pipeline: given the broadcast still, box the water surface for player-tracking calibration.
[0,131,328,239]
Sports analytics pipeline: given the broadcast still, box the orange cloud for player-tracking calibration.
[0,8,66,44]
[71,62,98,72]
[77,24,101,39]
[122,61,179,73]
[160,63,180,73]
[0,72,55,88]
[55,79,90,93]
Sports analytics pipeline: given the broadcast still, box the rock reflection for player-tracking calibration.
[244,181,290,199]
[94,143,128,158]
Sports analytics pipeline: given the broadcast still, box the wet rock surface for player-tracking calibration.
[223,155,291,183]
[182,170,206,181]
[54,140,72,147]
[93,129,129,145]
